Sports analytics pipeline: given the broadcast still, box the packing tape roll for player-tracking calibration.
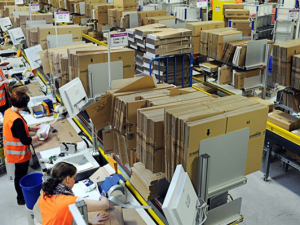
[108,196,151,209]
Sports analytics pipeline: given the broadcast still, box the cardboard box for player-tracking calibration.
[248,96,274,112]
[223,3,244,15]
[234,69,261,89]
[268,110,300,131]
[232,21,251,36]
[186,21,225,36]
[114,0,136,9]
[224,9,250,18]
[225,104,269,175]
[98,4,114,24]
[219,65,232,85]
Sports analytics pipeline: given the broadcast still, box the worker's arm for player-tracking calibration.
[0,78,9,86]
[11,119,46,144]
[85,196,110,212]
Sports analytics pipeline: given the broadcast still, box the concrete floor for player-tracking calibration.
[0,157,300,225]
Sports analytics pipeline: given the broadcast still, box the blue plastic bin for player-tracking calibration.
[20,172,43,210]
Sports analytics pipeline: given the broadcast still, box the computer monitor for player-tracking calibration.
[162,165,199,225]
[0,17,12,31]
[59,77,88,118]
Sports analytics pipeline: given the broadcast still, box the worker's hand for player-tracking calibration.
[88,214,109,225]
[39,132,47,139]
[3,78,9,84]
[30,126,40,132]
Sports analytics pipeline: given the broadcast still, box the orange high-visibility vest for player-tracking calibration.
[3,108,31,163]
[39,194,78,225]
[0,69,8,107]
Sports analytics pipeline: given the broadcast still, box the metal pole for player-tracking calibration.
[263,142,272,182]
[108,32,112,88]
[55,21,58,48]
[198,153,210,202]
[262,44,270,100]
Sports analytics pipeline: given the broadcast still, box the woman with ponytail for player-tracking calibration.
[36,162,110,225]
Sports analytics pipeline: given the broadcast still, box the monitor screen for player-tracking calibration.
[59,77,87,118]
[162,165,199,225]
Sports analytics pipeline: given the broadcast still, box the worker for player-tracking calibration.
[3,91,47,205]
[0,69,10,114]
[36,162,110,225]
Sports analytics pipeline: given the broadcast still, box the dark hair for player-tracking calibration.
[10,91,30,108]
[42,162,77,199]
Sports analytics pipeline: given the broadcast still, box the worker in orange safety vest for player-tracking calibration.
[0,69,10,113]
[3,91,47,205]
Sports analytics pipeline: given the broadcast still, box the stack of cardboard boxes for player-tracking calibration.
[127,24,168,73]
[4,5,29,20]
[164,95,269,186]
[37,25,83,49]
[138,10,167,26]
[0,1,14,17]
[223,4,251,37]
[39,43,135,96]
[88,76,269,188]
[17,13,53,32]
[186,21,224,54]
[292,54,300,90]
[108,0,137,28]
[131,162,166,201]
[97,3,114,25]
[272,39,300,86]
[145,28,192,58]
[142,27,193,86]
[200,27,242,60]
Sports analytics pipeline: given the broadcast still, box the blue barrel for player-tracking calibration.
[20,172,43,210]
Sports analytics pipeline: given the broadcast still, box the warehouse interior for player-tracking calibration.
[0,0,300,225]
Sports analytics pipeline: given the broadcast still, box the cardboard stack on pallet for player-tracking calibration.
[144,28,192,57]
[272,39,300,86]
[186,21,224,54]
[143,55,191,87]
[126,24,169,73]
[130,162,165,201]
[143,28,193,87]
